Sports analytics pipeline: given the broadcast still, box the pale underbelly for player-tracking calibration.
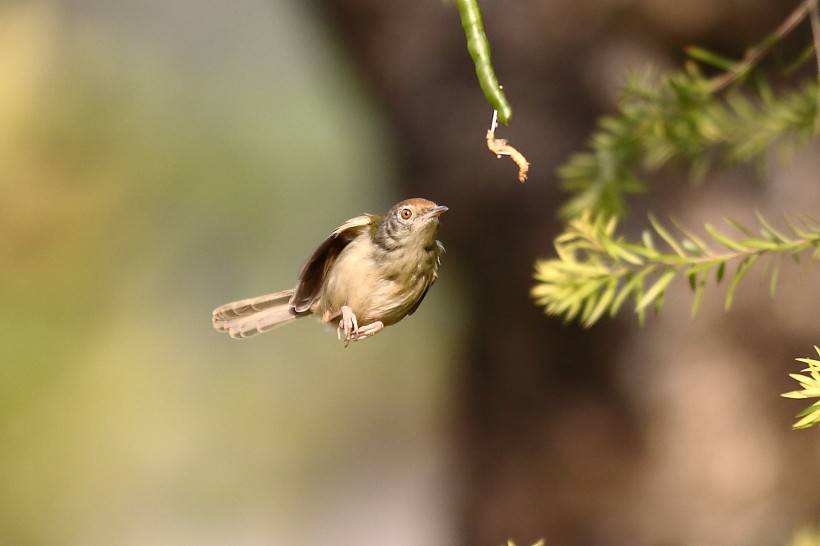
[316,273,429,326]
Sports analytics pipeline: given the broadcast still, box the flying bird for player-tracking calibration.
[212,198,447,346]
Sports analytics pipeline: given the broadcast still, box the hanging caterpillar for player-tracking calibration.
[456,0,513,124]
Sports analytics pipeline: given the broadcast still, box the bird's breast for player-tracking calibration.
[317,237,437,325]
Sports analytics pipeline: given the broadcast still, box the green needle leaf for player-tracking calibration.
[636,270,676,311]
[649,214,686,256]
[724,254,759,311]
[716,261,726,283]
[705,224,750,252]
[685,46,738,70]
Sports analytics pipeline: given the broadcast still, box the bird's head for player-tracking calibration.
[376,198,448,250]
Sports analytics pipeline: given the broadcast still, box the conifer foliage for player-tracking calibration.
[525,0,820,428]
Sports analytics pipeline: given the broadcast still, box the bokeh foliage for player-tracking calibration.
[558,69,817,218]
[531,0,820,429]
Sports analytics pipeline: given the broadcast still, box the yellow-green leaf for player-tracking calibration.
[636,270,676,311]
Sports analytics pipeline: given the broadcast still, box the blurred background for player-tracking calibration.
[1,1,818,545]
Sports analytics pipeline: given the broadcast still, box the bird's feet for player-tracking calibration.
[349,321,384,344]
[336,307,384,347]
[337,305,359,347]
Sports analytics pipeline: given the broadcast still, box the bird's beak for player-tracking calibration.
[422,205,449,220]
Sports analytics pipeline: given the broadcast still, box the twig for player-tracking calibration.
[486,110,530,183]
[710,0,815,92]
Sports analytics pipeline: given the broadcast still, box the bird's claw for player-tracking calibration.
[337,305,359,347]
[347,321,385,345]
[336,309,384,347]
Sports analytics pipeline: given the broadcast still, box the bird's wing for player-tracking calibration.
[408,240,445,316]
[291,214,378,313]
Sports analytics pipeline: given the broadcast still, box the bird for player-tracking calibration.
[212,198,447,346]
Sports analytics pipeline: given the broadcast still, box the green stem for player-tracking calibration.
[455,0,513,124]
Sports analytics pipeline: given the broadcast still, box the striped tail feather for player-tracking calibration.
[212,289,300,339]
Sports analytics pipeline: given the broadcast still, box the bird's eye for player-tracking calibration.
[400,208,413,220]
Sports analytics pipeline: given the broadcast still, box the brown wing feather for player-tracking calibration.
[291,214,378,313]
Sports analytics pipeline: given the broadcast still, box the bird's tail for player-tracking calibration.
[212,288,300,339]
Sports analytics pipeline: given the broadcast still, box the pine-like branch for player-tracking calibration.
[531,213,820,326]
[782,346,820,430]
[558,0,820,218]
[558,68,818,218]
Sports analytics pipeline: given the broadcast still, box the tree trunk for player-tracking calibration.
[311,1,820,544]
